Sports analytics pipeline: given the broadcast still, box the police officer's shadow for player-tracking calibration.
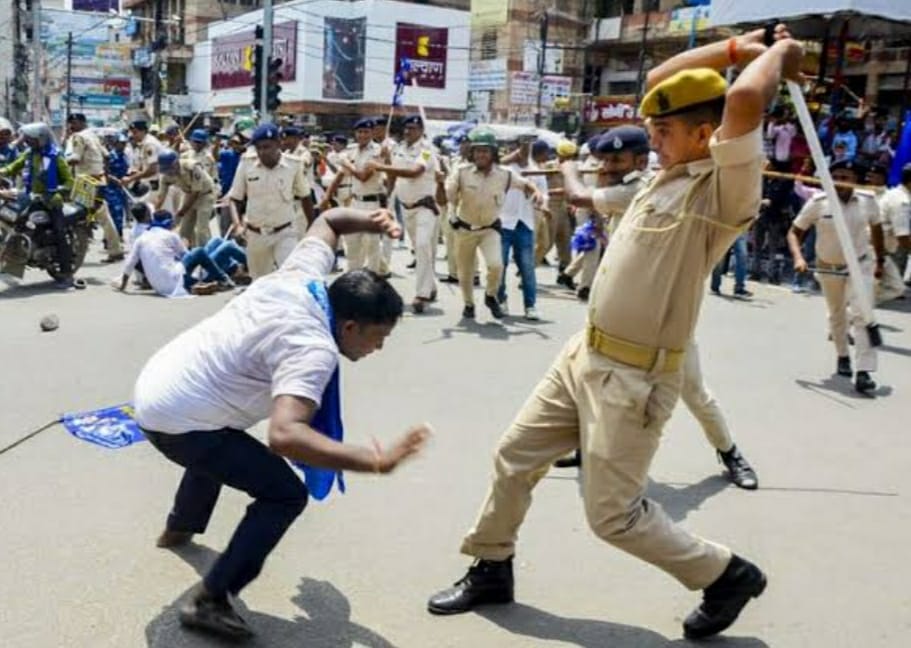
[145,543,398,648]
[794,375,893,402]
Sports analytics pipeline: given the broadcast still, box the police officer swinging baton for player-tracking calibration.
[769,23,883,347]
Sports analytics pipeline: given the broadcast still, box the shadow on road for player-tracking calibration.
[145,543,398,648]
[795,375,892,402]
[647,475,731,522]
[430,319,551,342]
[478,602,769,648]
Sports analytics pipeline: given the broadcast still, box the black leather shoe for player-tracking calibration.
[855,371,876,394]
[553,450,581,468]
[179,584,254,640]
[683,555,766,640]
[462,305,475,319]
[577,287,590,301]
[837,356,852,377]
[406,259,417,269]
[717,445,758,490]
[441,275,459,284]
[556,273,576,290]
[473,276,481,287]
[427,558,514,615]
[485,295,505,319]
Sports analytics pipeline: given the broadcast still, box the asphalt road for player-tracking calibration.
[1,238,910,647]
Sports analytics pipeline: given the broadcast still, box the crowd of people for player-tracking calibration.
[0,20,908,643]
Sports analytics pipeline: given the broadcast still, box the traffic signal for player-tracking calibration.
[266,57,283,112]
[251,25,264,112]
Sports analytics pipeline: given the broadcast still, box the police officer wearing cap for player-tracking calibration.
[280,125,316,238]
[788,158,887,394]
[561,123,759,489]
[367,115,441,313]
[323,134,353,208]
[153,148,217,248]
[320,117,387,273]
[64,113,124,262]
[228,123,312,279]
[184,129,219,192]
[444,128,544,320]
[428,25,804,639]
[122,120,163,190]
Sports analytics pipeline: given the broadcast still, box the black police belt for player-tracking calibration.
[246,221,293,235]
[355,193,386,203]
[450,217,501,233]
[400,196,439,216]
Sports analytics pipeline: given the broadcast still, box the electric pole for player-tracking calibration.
[536,10,549,128]
[65,32,73,123]
[260,0,274,123]
[153,0,163,123]
[635,0,655,104]
[31,0,42,121]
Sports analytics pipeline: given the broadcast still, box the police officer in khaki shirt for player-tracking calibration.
[280,125,316,238]
[183,129,219,192]
[64,113,124,262]
[441,134,472,283]
[428,26,804,640]
[121,120,162,189]
[444,128,542,320]
[324,134,353,208]
[561,124,759,489]
[229,124,312,279]
[787,159,886,394]
[153,149,216,248]
[320,118,387,273]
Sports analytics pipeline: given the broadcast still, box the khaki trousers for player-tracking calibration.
[344,199,383,272]
[564,244,602,290]
[454,228,502,305]
[246,226,297,279]
[536,202,572,268]
[94,200,123,256]
[443,206,459,277]
[404,206,438,299]
[875,256,905,304]
[817,260,877,372]
[460,332,731,590]
[680,340,733,453]
[177,195,214,248]
[292,203,308,241]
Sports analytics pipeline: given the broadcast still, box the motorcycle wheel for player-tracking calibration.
[46,224,90,281]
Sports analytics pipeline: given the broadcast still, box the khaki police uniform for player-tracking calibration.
[876,185,910,301]
[291,142,315,239]
[794,190,882,372]
[228,152,310,279]
[157,159,216,248]
[445,164,526,306]
[537,158,573,269]
[460,125,763,591]
[325,149,353,207]
[66,128,122,256]
[443,154,469,278]
[182,147,219,191]
[343,141,386,272]
[393,138,439,300]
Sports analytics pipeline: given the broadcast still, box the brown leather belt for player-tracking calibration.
[246,221,292,235]
[586,324,684,373]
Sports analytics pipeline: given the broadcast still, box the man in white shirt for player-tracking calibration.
[134,206,429,640]
[788,159,887,394]
[368,115,440,313]
[875,162,911,293]
[114,210,232,297]
[496,139,549,320]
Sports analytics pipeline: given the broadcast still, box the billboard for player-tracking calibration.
[41,9,133,109]
[395,23,448,89]
[211,22,298,91]
[471,0,508,27]
[323,17,366,100]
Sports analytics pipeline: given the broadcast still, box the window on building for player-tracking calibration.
[595,0,636,18]
[481,28,498,60]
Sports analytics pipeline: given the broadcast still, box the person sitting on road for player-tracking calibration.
[114,210,234,297]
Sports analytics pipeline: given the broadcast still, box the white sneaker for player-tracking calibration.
[524,307,540,321]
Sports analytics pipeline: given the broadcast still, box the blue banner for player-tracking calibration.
[889,111,911,188]
[62,404,146,449]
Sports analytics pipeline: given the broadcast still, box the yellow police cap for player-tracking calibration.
[639,68,728,118]
[556,139,578,158]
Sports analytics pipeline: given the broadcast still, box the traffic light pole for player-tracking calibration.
[260,0,274,123]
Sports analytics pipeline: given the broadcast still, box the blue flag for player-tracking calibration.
[62,404,146,449]
[392,57,412,107]
[889,110,911,187]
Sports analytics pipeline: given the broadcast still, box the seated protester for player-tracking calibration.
[114,210,234,297]
[201,236,251,285]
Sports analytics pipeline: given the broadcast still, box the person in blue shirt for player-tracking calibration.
[103,133,131,235]
[831,116,858,161]
[216,135,245,235]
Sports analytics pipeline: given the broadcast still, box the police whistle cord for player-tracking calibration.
[0,418,61,458]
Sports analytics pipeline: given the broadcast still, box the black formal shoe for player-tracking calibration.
[577,286,590,301]
[406,258,417,269]
[473,276,481,287]
[462,305,475,319]
[428,289,438,302]
[485,295,505,319]
[412,299,426,314]
[717,445,758,490]
[441,275,459,284]
[156,529,194,548]
[837,356,852,377]
[556,273,576,290]
[179,584,254,641]
[553,449,581,468]
[854,371,876,394]
[683,555,766,640]
[427,558,514,615]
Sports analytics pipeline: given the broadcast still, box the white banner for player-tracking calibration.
[469,58,508,91]
[509,72,571,107]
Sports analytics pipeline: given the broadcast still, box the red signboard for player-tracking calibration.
[394,23,448,89]
[211,21,298,90]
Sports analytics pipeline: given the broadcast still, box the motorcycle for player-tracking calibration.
[0,188,91,281]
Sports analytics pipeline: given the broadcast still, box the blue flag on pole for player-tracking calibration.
[62,404,146,449]
[393,58,412,107]
[888,110,911,187]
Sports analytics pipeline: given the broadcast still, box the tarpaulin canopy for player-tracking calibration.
[710,0,911,38]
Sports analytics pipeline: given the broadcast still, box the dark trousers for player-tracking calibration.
[145,428,308,598]
[50,205,73,275]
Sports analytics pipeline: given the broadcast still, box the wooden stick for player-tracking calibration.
[761,169,877,191]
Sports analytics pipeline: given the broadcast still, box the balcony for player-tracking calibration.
[590,6,727,46]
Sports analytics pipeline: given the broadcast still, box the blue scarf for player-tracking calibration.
[24,145,61,196]
[295,280,346,500]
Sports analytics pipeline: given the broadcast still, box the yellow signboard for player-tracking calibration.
[471,0,508,28]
